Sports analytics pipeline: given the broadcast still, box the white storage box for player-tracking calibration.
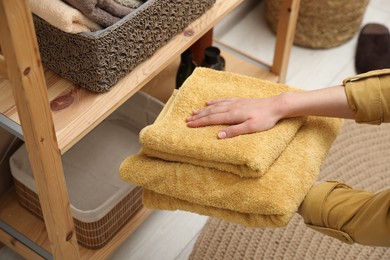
[10,91,164,248]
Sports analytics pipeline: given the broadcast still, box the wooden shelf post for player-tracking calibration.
[0,0,80,258]
[272,0,301,83]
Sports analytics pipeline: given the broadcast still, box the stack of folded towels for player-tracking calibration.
[29,0,147,33]
[120,68,343,227]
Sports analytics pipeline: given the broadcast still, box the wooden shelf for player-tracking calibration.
[0,43,278,260]
[0,0,244,154]
[0,1,253,259]
[0,0,299,258]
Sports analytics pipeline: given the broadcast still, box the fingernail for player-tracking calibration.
[192,109,199,114]
[218,131,227,139]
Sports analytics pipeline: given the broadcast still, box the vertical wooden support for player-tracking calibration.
[0,0,80,259]
[272,0,301,83]
[190,29,214,65]
[0,54,7,79]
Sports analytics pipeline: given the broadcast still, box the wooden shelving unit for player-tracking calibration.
[0,0,300,259]
[0,0,248,154]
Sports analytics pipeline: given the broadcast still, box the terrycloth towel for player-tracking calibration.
[140,68,307,178]
[114,0,144,8]
[121,116,343,227]
[63,0,134,27]
[29,0,102,33]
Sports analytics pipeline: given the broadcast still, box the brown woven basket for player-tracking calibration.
[14,179,143,249]
[265,0,369,49]
[10,91,164,249]
[33,0,216,92]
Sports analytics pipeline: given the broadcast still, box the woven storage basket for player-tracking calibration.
[10,91,164,249]
[14,179,143,249]
[265,0,369,49]
[33,0,216,92]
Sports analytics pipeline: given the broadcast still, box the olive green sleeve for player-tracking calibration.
[299,70,390,246]
[300,181,390,246]
[343,69,390,124]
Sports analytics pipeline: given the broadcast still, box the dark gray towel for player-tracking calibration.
[114,0,144,9]
[63,0,133,27]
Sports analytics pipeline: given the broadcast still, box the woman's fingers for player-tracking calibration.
[186,112,235,127]
[205,98,233,105]
[187,106,226,120]
[186,99,249,127]
[218,117,278,139]
[218,121,256,139]
[187,101,233,122]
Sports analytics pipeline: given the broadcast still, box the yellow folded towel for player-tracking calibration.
[29,0,102,33]
[120,116,343,227]
[140,68,307,178]
[142,190,292,227]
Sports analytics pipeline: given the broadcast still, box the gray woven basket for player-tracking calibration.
[265,0,369,49]
[33,0,216,92]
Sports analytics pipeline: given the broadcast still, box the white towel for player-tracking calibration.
[29,0,102,34]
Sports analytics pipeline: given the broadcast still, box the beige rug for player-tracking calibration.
[190,120,390,259]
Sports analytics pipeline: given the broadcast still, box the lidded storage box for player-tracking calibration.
[33,0,216,92]
[10,92,164,249]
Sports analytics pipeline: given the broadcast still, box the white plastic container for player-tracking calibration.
[10,91,164,248]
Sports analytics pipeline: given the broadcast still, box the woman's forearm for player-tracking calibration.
[278,85,355,120]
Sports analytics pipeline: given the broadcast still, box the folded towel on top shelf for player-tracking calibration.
[114,0,144,8]
[29,0,102,33]
[139,68,307,178]
[63,0,133,28]
[119,68,343,227]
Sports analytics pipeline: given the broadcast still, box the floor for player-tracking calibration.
[1,0,390,259]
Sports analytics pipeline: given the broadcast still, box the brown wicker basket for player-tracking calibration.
[265,0,369,49]
[10,92,164,249]
[34,0,216,92]
[14,179,143,249]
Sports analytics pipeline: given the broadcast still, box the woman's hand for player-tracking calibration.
[186,96,284,139]
[186,86,355,139]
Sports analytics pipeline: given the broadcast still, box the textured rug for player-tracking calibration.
[190,120,390,260]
